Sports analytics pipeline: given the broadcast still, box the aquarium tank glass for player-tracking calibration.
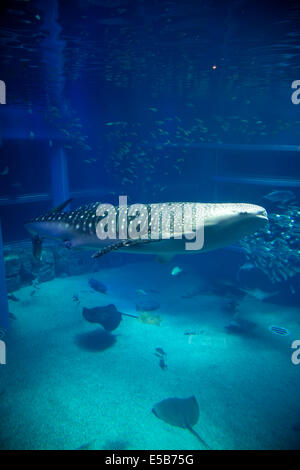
[0,0,300,452]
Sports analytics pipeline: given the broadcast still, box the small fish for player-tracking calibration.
[8,294,19,302]
[75,439,96,450]
[155,347,166,356]
[237,262,255,281]
[184,330,203,345]
[263,190,296,205]
[171,266,182,276]
[73,294,80,304]
[239,262,254,272]
[136,289,147,296]
[159,357,168,370]
[269,325,290,336]
[240,287,278,301]
[184,330,204,336]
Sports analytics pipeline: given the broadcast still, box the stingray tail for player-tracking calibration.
[187,425,211,450]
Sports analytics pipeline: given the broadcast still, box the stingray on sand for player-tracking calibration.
[82,304,162,331]
[82,304,135,331]
[152,396,210,449]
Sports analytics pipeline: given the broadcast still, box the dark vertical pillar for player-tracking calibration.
[51,145,70,207]
[0,219,9,332]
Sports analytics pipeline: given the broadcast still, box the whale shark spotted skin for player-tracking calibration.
[25,201,268,260]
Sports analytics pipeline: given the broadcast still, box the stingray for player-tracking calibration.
[82,304,137,331]
[152,396,210,449]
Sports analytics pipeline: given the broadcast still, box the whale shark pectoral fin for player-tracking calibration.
[92,239,146,259]
[92,241,128,259]
[91,238,158,259]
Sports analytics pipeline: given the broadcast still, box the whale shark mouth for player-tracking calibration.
[255,209,268,220]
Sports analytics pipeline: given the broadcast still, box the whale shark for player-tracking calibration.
[25,199,268,260]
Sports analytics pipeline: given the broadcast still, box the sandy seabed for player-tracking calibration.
[0,260,300,450]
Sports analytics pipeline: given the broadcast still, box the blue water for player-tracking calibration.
[0,0,300,450]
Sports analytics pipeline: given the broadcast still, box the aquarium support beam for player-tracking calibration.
[162,143,300,152]
[50,146,70,207]
[0,187,118,207]
[0,219,9,332]
[213,176,300,187]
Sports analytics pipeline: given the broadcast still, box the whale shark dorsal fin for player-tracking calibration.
[50,198,73,214]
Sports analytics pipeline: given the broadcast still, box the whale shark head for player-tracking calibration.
[202,202,268,232]
[199,202,268,251]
